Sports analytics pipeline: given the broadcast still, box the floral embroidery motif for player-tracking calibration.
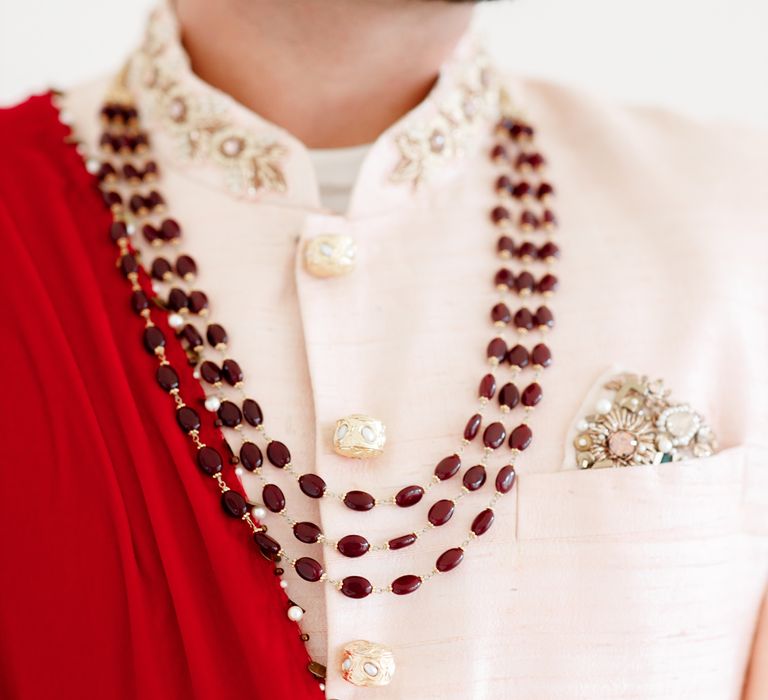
[123,1,507,194]
[573,373,718,469]
[126,4,287,198]
[391,54,501,186]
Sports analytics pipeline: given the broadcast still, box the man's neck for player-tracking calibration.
[174,0,474,148]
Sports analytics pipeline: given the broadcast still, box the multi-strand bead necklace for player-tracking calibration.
[71,82,559,674]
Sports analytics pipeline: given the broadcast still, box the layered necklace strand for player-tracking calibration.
[64,79,560,682]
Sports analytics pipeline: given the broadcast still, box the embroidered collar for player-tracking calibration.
[125,0,504,203]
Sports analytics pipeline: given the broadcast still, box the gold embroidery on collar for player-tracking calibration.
[127,2,504,195]
[127,6,287,198]
[391,53,501,186]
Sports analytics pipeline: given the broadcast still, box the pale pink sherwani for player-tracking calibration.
[64,4,768,698]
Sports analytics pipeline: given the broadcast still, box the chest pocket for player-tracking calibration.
[514,445,767,543]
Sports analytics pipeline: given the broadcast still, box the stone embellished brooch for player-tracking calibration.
[574,373,717,469]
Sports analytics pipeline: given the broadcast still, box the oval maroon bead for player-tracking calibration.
[435,454,461,481]
[507,344,529,369]
[176,406,200,433]
[521,382,543,407]
[180,324,203,351]
[150,257,172,281]
[341,576,373,599]
[119,253,138,277]
[539,241,560,261]
[175,254,197,280]
[217,400,242,428]
[156,365,179,392]
[491,303,511,325]
[167,287,188,312]
[537,182,555,199]
[391,574,422,596]
[337,534,370,558]
[298,473,326,498]
[388,533,417,550]
[462,464,487,492]
[512,181,531,199]
[253,531,281,560]
[146,190,165,210]
[436,547,465,573]
[221,490,247,518]
[519,210,539,230]
[495,465,517,494]
[143,160,158,178]
[143,326,166,354]
[199,360,221,384]
[515,271,535,295]
[538,273,559,295]
[239,441,263,471]
[395,485,424,507]
[479,373,497,400]
[206,323,228,348]
[196,446,223,476]
[531,343,552,368]
[497,235,516,258]
[486,337,507,364]
[513,307,534,332]
[343,491,375,512]
[495,174,512,194]
[483,422,506,449]
[266,440,291,467]
[490,143,507,161]
[129,193,146,214]
[242,398,264,427]
[471,508,496,536]
[509,423,533,451]
[131,289,149,314]
[428,499,455,526]
[490,205,510,224]
[542,209,558,229]
[160,218,181,241]
[464,413,482,441]
[221,359,243,386]
[262,484,286,513]
[103,190,122,209]
[535,305,555,329]
[293,521,322,544]
[98,162,117,183]
[517,241,538,261]
[494,268,515,289]
[499,382,520,411]
[528,152,545,169]
[187,290,209,314]
[141,223,160,245]
[295,557,324,583]
[109,220,127,242]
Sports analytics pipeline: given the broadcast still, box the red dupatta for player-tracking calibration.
[0,93,323,700]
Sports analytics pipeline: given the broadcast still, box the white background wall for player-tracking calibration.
[1,0,767,126]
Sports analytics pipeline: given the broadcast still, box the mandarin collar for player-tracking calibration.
[126,0,503,217]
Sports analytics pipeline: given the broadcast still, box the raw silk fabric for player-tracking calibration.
[1,8,768,697]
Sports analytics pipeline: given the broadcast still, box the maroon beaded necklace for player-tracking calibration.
[76,82,559,667]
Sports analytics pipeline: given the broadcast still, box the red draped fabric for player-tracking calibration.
[0,94,322,700]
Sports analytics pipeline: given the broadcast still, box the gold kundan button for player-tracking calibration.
[304,234,356,277]
[341,640,395,687]
[333,414,386,459]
